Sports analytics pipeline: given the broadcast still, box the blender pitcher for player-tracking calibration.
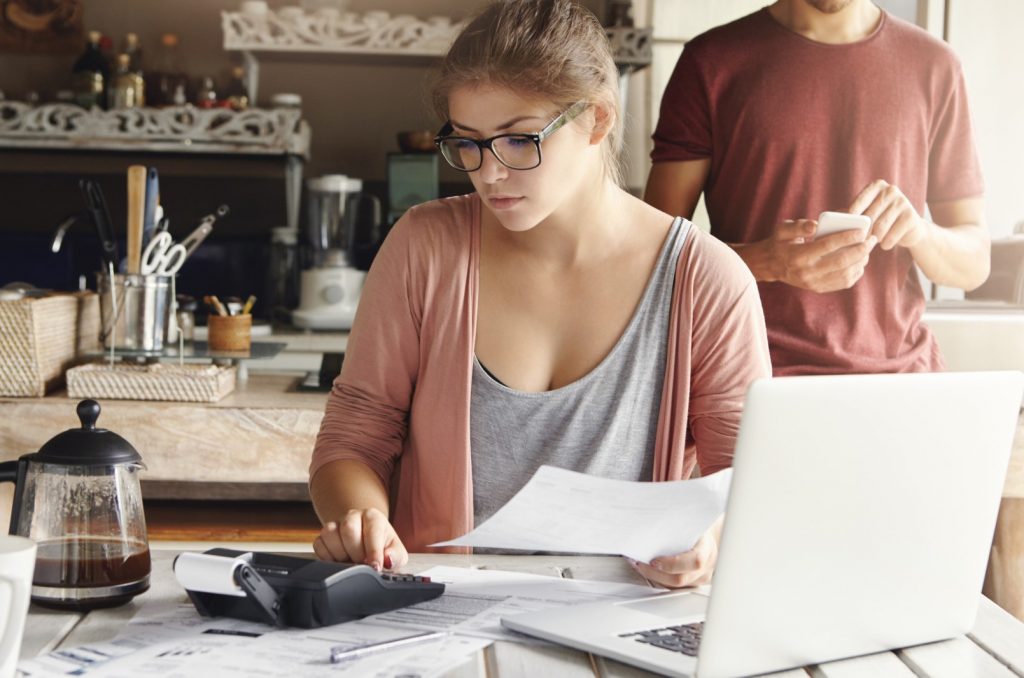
[0,399,150,610]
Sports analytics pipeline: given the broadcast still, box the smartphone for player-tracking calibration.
[815,211,871,238]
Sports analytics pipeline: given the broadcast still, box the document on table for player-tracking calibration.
[19,566,655,676]
[18,600,487,678]
[17,603,270,677]
[432,465,733,562]
[81,624,489,678]
[366,565,655,643]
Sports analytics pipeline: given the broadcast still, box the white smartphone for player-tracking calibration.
[815,211,871,238]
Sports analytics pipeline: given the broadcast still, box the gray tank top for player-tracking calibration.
[471,218,691,525]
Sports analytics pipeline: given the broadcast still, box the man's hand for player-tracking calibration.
[738,218,877,293]
[849,179,927,251]
[313,507,409,571]
[630,516,724,589]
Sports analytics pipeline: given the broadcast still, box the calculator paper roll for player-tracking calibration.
[174,552,251,597]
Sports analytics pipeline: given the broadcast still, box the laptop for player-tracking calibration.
[501,371,1024,678]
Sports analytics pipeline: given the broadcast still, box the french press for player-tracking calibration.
[0,399,150,609]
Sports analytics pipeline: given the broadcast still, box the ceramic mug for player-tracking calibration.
[0,535,36,678]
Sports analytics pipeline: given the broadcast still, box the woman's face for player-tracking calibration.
[446,83,598,233]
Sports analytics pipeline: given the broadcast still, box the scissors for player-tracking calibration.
[141,231,187,276]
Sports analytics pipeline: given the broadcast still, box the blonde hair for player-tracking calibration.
[432,0,623,185]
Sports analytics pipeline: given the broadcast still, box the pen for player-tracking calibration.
[329,631,448,664]
[204,295,229,317]
[241,295,257,315]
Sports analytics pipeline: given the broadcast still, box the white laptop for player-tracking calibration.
[501,371,1023,678]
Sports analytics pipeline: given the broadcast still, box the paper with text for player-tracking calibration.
[368,565,654,642]
[432,465,732,562]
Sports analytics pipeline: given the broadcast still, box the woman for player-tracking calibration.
[310,0,771,589]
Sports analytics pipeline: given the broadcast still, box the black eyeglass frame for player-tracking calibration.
[433,101,589,172]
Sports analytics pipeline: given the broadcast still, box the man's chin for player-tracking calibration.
[803,0,857,14]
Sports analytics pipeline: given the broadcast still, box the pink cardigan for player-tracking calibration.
[311,194,771,553]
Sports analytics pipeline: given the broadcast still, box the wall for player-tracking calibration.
[947,0,1024,238]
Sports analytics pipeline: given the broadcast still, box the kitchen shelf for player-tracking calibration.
[220,8,652,102]
[0,102,309,228]
[0,103,309,158]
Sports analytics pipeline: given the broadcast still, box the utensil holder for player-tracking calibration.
[96,272,172,352]
[208,314,252,352]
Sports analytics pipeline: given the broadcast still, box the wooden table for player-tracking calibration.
[20,550,1024,677]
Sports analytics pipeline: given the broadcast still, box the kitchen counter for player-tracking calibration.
[224,326,349,373]
[0,373,327,510]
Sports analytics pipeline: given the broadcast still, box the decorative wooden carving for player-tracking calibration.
[222,8,465,55]
[0,102,310,157]
[606,26,653,68]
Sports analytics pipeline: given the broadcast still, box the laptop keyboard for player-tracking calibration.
[619,621,704,657]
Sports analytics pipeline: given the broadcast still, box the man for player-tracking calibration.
[645,0,990,375]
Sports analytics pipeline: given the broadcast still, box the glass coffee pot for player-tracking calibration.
[0,399,150,609]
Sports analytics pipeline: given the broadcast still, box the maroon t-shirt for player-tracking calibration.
[652,8,983,375]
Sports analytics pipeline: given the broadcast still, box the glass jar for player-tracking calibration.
[268,226,300,322]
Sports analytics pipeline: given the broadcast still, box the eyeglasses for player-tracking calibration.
[434,101,588,172]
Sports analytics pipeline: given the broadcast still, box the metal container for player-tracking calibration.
[96,272,171,352]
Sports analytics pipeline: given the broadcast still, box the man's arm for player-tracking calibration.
[848,181,990,291]
[643,159,710,221]
[913,197,990,291]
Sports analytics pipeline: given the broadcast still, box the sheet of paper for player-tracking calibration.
[18,601,270,676]
[85,625,488,678]
[366,565,654,643]
[22,599,488,678]
[432,465,733,562]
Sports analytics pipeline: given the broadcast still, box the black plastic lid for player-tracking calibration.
[31,400,142,466]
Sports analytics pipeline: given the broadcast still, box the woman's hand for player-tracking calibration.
[630,515,724,588]
[312,507,409,571]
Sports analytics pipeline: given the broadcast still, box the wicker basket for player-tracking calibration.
[0,292,101,397]
[66,362,236,403]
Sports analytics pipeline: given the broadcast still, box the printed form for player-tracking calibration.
[19,567,654,676]
[433,465,733,562]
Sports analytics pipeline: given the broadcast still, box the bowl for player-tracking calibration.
[397,130,436,153]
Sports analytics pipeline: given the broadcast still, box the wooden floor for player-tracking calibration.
[144,500,321,543]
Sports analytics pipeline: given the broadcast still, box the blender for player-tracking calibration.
[292,175,380,330]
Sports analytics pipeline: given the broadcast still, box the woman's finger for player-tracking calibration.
[384,534,410,569]
[317,522,350,562]
[312,535,331,561]
[631,560,692,589]
[361,512,390,569]
[338,512,367,564]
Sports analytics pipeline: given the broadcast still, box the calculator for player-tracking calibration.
[178,548,445,629]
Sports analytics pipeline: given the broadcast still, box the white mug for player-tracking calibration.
[0,536,36,678]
